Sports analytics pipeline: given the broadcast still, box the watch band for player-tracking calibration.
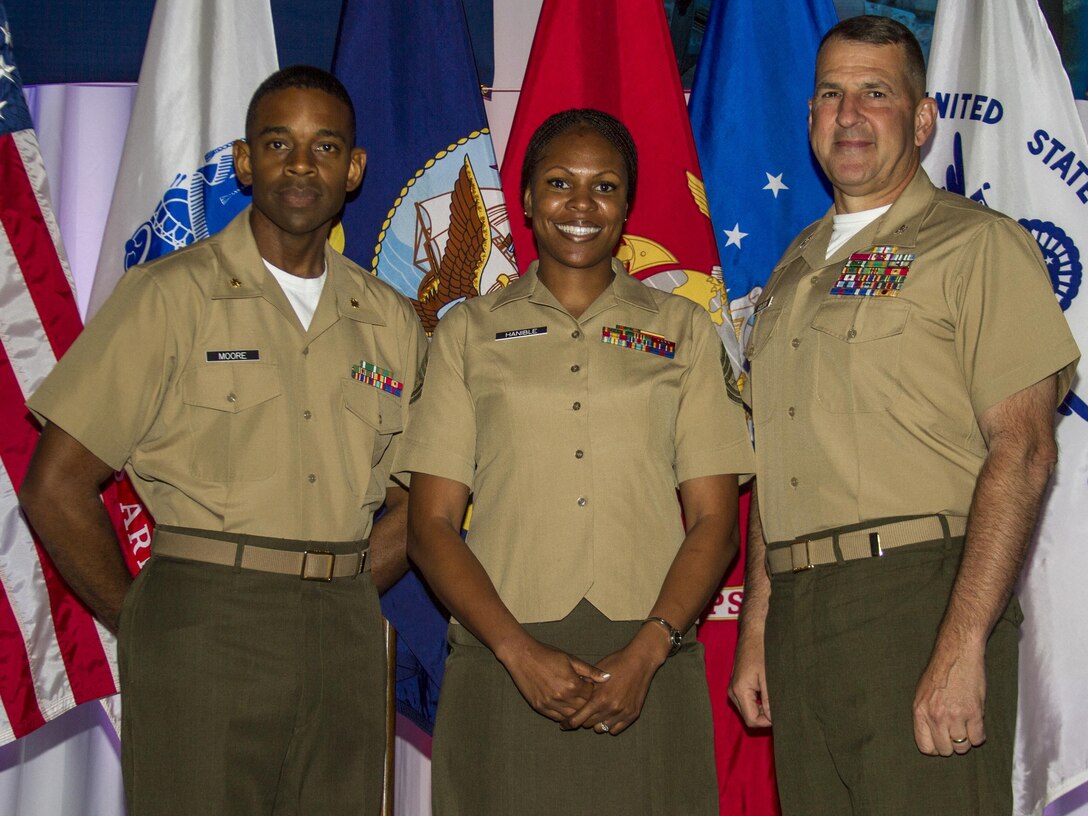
[643,616,682,657]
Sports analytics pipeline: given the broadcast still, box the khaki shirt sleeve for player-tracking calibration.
[674,304,756,484]
[27,268,176,471]
[393,304,476,489]
[955,219,1080,417]
[386,308,429,489]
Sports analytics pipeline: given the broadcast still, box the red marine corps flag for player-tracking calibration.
[499,0,742,373]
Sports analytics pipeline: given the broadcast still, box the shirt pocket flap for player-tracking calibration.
[810,299,910,343]
[182,364,282,413]
[746,305,782,359]
[342,379,403,434]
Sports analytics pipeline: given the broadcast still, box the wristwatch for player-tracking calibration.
[644,616,682,657]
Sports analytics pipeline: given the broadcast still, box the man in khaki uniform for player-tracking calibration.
[19,67,425,816]
[729,16,1079,815]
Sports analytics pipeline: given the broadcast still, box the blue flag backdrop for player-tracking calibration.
[332,0,514,734]
[688,0,837,352]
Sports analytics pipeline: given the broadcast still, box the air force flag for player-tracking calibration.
[922,3,1088,813]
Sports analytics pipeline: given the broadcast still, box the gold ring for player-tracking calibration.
[951,736,968,745]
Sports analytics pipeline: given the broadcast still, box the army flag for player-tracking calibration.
[688,0,836,358]
[923,2,1088,813]
[498,0,742,371]
[0,3,118,743]
[88,0,277,315]
[332,0,510,733]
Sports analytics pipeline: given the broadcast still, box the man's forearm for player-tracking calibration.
[19,425,132,633]
[739,483,772,638]
[936,380,1058,652]
[369,485,410,592]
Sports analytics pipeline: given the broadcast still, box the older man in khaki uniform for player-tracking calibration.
[729,16,1079,816]
[19,67,425,816]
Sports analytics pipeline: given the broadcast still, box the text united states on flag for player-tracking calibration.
[0,4,120,744]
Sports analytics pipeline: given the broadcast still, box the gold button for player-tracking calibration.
[791,338,801,349]
[575,450,584,459]
[787,407,795,418]
[307,474,317,484]
[571,364,580,373]
[847,328,857,339]
[303,410,312,420]
[790,477,799,487]
[572,402,581,411]
[350,297,359,308]
[577,496,587,507]
[571,330,581,339]
[810,276,820,285]
[227,392,237,403]
[229,278,242,288]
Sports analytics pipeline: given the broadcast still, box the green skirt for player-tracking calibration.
[431,599,717,815]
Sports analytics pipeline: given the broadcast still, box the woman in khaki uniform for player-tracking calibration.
[397,110,754,815]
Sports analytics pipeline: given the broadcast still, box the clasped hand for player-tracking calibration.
[502,630,667,737]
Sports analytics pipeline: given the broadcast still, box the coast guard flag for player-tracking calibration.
[923,3,1088,813]
[333,0,508,733]
[686,1,836,811]
[88,0,277,316]
[0,4,118,743]
[499,0,742,371]
[688,0,836,357]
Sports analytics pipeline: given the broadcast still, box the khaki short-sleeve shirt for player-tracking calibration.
[746,169,1080,543]
[28,209,427,541]
[395,260,754,623]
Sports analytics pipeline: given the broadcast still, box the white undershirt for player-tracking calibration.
[826,204,892,259]
[263,260,327,330]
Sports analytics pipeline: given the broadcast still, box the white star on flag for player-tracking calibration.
[724,223,748,248]
[0,99,7,121]
[763,172,788,198]
[1,23,11,48]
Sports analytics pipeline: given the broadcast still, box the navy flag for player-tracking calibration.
[332,0,514,734]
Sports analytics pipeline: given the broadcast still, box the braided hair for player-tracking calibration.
[520,109,638,206]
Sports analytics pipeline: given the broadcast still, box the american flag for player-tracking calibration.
[0,3,119,744]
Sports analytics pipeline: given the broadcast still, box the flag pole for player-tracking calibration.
[382,620,397,816]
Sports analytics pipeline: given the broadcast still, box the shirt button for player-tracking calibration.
[571,330,581,339]
[572,402,581,411]
[226,392,237,403]
[847,328,858,339]
[810,275,820,285]
[577,496,587,507]
[791,338,801,349]
[790,477,799,487]
[787,407,795,418]
[575,450,584,459]
[570,364,580,373]
[307,474,317,484]
[302,410,312,420]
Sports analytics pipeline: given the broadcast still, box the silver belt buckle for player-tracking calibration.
[791,540,815,573]
[301,550,335,581]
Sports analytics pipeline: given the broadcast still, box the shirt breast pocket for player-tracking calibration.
[745,304,783,425]
[338,379,403,498]
[181,364,284,482]
[810,299,910,413]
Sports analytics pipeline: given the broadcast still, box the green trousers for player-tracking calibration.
[118,528,385,816]
[765,534,1019,816]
